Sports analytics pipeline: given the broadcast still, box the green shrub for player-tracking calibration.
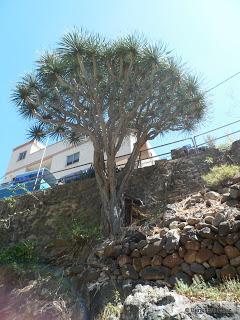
[176,276,240,302]
[202,164,240,187]
[98,290,122,320]
[3,197,16,209]
[57,214,101,241]
[70,217,101,240]
[0,240,37,265]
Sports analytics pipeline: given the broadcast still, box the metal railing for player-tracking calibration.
[1,118,240,199]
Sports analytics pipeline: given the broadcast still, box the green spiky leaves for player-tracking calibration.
[12,29,207,146]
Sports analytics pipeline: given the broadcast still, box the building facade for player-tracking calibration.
[4,135,156,183]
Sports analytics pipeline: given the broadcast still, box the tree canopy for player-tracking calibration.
[12,30,207,235]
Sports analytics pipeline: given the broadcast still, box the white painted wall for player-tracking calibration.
[4,135,135,182]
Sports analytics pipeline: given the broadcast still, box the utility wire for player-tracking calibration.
[205,71,240,93]
[1,72,240,183]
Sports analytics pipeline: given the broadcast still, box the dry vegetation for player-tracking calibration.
[202,164,240,187]
[176,276,240,303]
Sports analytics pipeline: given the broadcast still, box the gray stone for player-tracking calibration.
[212,212,226,227]
[122,284,191,320]
[141,241,162,257]
[181,262,192,276]
[121,284,240,320]
[218,221,231,237]
[190,262,205,274]
[232,221,240,233]
[235,240,240,251]
[205,191,221,201]
[203,267,216,281]
[121,264,139,280]
[140,266,170,280]
[162,209,179,228]
[198,227,213,239]
[230,187,240,200]
[163,229,180,253]
[230,256,240,267]
[168,272,191,286]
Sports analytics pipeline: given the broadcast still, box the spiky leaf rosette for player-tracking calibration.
[12,29,207,147]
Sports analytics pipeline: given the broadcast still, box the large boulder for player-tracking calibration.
[163,229,180,253]
[122,284,191,320]
[121,284,240,320]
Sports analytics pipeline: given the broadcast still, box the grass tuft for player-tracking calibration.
[202,164,240,187]
[176,276,240,302]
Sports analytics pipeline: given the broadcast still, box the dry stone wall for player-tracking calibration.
[98,191,240,285]
[0,143,239,266]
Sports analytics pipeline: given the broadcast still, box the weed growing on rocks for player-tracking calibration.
[202,164,240,187]
[97,290,122,320]
[0,240,37,265]
[176,275,240,302]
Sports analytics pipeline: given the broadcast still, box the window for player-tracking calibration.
[66,152,79,166]
[18,151,27,161]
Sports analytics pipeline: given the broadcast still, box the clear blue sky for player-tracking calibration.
[1,0,240,177]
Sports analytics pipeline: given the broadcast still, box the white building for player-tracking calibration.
[4,135,156,183]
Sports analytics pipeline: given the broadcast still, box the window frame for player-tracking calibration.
[17,151,27,161]
[66,152,80,166]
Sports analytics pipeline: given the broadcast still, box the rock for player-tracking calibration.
[220,265,237,279]
[184,250,196,264]
[196,248,213,263]
[104,244,122,257]
[122,284,240,320]
[137,240,148,250]
[117,255,132,267]
[235,240,240,250]
[230,186,240,200]
[178,246,186,258]
[140,266,170,280]
[205,191,221,201]
[218,221,231,237]
[187,301,240,320]
[212,212,226,227]
[232,172,240,184]
[209,255,229,268]
[233,221,240,233]
[212,241,224,254]
[225,233,239,245]
[230,256,240,267]
[131,249,141,258]
[162,253,181,269]
[127,230,147,243]
[221,193,230,203]
[121,264,139,280]
[203,267,216,281]
[122,284,190,320]
[133,258,142,272]
[190,262,205,274]
[204,216,214,224]
[224,246,240,259]
[164,229,180,253]
[80,268,100,283]
[187,217,201,225]
[141,241,161,257]
[201,238,213,249]
[168,272,191,286]
[185,240,200,251]
[141,256,151,268]
[198,227,213,239]
[129,242,137,251]
[178,222,187,230]
[169,221,179,229]
[181,262,192,276]
[151,255,162,266]
[162,209,179,227]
